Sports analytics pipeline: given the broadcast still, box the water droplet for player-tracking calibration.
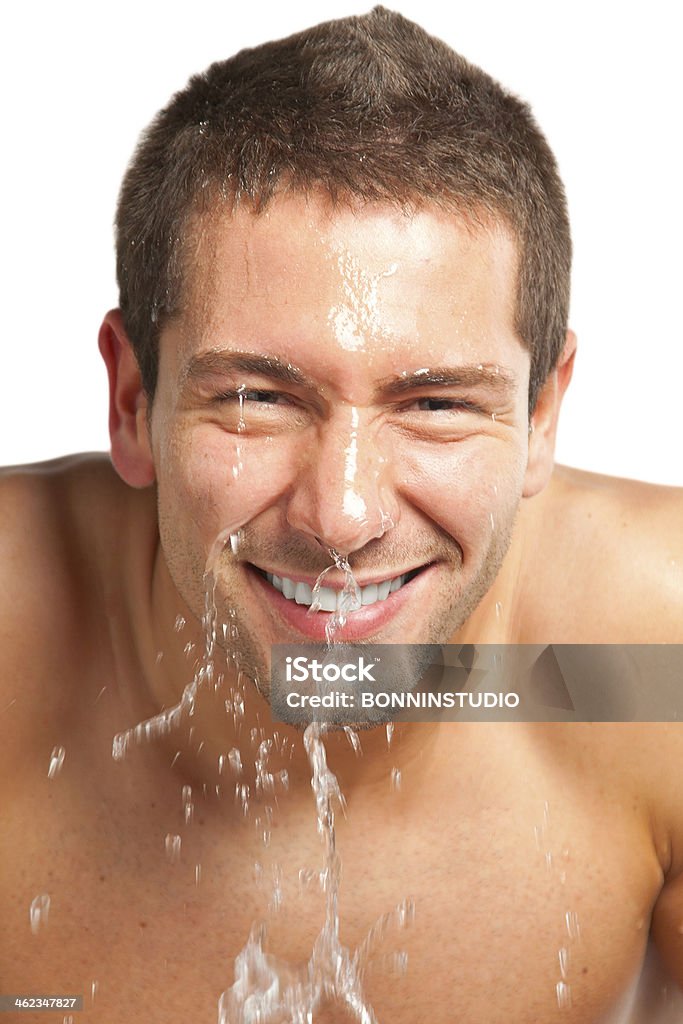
[63,1016,74,1024]
[237,783,250,815]
[299,868,321,889]
[344,727,361,755]
[47,746,65,779]
[397,898,416,927]
[174,614,186,632]
[111,733,127,761]
[545,850,553,870]
[565,910,581,940]
[495,601,502,620]
[556,980,572,1008]
[29,893,50,934]
[182,785,194,825]
[391,767,402,791]
[559,946,570,978]
[183,641,196,656]
[269,865,283,911]
[195,863,202,886]
[228,748,243,775]
[386,721,395,749]
[392,951,409,975]
[165,834,181,863]
[90,980,98,1004]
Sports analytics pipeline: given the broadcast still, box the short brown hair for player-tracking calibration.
[116,6,571,411]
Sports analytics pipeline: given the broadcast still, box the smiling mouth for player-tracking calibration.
[251,566,426,613]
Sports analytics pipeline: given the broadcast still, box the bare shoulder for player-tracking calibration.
[0,452,126,590]
[0,454,131,767]
[521,465,683,641]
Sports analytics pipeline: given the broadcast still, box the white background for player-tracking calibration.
[0,1,680,484]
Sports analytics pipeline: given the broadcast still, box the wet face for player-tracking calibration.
[149,194,533,691]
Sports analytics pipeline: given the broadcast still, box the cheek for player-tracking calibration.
[397,439,527,556]
[156,425,304,548]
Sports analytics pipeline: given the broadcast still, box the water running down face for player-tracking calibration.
[148,193,541,698]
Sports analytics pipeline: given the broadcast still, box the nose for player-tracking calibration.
[285,408,399,556]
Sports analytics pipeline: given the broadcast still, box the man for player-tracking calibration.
[2,8,683,1023]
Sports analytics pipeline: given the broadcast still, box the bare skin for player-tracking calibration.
[2,458,683,1024]
[3,198,683,1022]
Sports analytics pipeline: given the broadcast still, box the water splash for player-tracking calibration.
[111,527,411,1022]
[112,525,242,761]
[219,718,413,1023]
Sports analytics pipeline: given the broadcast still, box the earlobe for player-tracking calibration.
[522,330,577,498]
[98,309,156,488]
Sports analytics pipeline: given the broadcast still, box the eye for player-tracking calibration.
[214,388,290,405]
[209,386,311,436]
[411,397,482,413]
[241,389,289,405]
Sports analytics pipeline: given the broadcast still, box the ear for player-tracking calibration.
[98,309,156,488]
[522,330,576,497]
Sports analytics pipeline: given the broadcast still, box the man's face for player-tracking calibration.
[148,193,532,688]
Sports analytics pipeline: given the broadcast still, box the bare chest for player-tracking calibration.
[1,724,665,1024]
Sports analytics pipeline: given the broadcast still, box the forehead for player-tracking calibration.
[168,192,526,389]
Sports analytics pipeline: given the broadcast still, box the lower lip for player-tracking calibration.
[248,566,434,641]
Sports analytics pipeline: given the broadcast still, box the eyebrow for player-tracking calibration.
[180,350,518,400]
[379,365,518,397]
[180,351,315,391]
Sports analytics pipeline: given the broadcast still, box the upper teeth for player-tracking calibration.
[264,571,408,611]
